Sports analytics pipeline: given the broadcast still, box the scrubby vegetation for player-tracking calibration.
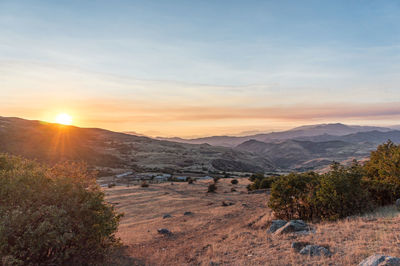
[267,141,400,221]
[0,155,122,265]
[247,174,279,191]
[208,183,217,193]
[231,179,238,185]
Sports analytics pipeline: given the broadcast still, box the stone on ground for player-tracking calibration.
[274,220,310,235]
[299,245,331,257]
[267,220,287,233]
[359,254,400,266]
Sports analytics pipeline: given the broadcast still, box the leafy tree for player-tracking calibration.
[315,161,372,220]
[231,179,238,185]
[208,183,217,193]
[363,140,400,205]
[0,155,122,265]
[268,172,319,220]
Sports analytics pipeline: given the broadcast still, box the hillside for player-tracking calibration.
[0,116,274,173]
[105,179,400,265]
[158,123,392,147]
[236,139,375,170]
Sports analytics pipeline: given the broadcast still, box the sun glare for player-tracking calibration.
[55,113,73,125]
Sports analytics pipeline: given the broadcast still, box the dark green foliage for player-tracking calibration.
[268,142,400,221]
[363,140,400,205]
[248,176,279,190]
[268,161,373,221]
[268,172,320,220]
[315,162,372,220]
[231,179,238,185]
[249,173,264,182]
[208,183,217,193]
[0,154,122,265]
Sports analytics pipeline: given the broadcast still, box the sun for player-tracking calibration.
[55,113,73,125]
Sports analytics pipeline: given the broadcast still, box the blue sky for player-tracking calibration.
[1,0,400,137]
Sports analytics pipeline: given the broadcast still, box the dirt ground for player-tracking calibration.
[104,178,400,266]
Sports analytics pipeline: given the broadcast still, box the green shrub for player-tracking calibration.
[231,179,238,185]
[363,141,400,204]
[269,162,373,221]
[314,162,372,220]
[208,183,217,193]
[0,154,122,265]
[249,173,264,182]
[268,172,319,220]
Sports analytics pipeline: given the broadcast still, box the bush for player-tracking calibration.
[141,181,149,187]
[363,141,400,205]
[213,176,220,183]
[188,178,194,184]
[248,176,278,191]
[231,179,238,185]
[0,154,122,265]
[314,162,372,220]
[208,183,217,193]
[268,172,319,220]
[269,162,373,221]
[268,143,400,222]
[249,173,264,182]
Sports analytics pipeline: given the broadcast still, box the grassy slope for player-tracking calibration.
[105,179,400,265]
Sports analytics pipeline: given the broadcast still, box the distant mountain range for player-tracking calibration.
[158,123,394,147]
[1,117,399,173]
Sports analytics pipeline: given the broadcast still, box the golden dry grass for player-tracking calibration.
[105,179,400,265]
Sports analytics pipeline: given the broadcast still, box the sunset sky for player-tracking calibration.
[1,0,400,137]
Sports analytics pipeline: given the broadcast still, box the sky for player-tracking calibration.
[1,0,400,137]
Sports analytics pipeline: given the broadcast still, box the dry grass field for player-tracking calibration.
[104,178,400,265]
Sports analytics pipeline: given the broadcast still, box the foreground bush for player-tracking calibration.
[268,172,319,220]
[364,140,400,205]
[268,142,400,221]
[0,155,122,265]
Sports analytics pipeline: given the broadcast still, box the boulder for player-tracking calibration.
[267,220,287,233]
[291,241,311,252]
[274,220,310,235]
[396,199,400,211]
[299,245,331,257]
[163,214,172,219]
[157,228,172,235]
[359,254,400,266]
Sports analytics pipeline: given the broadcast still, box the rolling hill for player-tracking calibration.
[0,116,274,173]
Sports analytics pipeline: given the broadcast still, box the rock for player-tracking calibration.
[274,220,310,235]
[291,241,311,252]
[267,220,287,233]
[222,201,234,206]
[163,214,172,219]
[184,211,193,216]
[157,228,172,235]
[396,199,400,211]
[299,245,331,257]
[359,254,400,266]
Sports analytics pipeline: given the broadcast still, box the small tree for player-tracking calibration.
[231,179,239,185]
[208,183,217,193]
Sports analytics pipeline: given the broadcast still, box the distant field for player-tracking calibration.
[105,179,400,265]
